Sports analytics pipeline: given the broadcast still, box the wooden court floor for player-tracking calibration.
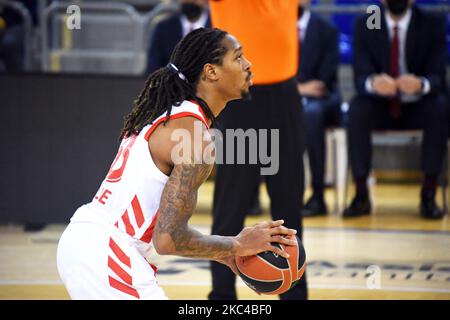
[1,181,449,300]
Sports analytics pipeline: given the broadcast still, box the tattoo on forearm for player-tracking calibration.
[155,162,234,259]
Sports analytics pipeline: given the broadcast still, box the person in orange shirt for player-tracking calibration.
[209,0,307,300]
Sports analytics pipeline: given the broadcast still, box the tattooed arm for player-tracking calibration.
[151,118,297,261]
[153,160,298,260]
[153,161,234,259]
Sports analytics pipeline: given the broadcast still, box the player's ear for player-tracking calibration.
[201,63,219,82]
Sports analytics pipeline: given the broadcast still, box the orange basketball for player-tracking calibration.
[235,235,306,295]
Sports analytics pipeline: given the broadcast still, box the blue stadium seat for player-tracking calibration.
[330,14,355,64]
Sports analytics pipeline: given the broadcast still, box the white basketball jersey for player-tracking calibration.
[71,100,209,258]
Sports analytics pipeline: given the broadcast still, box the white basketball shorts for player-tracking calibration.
[57,221,167,300]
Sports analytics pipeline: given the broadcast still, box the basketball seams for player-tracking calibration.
[281,236,300,283]
[235,260,283,282]
[285,243,294,287]
[297,260,306,278]
[291,237,299,280]
[285,243,294,285]
[255,253,288,272]
[265,269,291,295]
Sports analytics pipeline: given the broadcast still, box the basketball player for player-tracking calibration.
[56,28,298,300]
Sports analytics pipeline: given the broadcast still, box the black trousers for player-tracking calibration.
[303,90,342,194]
[348,94,449,180]
[208,78,308,300]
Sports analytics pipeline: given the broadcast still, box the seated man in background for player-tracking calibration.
[297,0,342,217]
[345,0,449,219]
[146,0,210,75]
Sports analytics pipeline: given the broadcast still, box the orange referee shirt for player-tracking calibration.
[209,0,298,85]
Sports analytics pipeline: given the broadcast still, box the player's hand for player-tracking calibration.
[233,220,297,258]
[297,80,327,97]
[372,73,397,96]
[216,256,239,276]
[217,257,262,295]
[396,74,422,95]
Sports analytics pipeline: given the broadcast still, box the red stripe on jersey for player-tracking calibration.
[108,276,140,299]
[109,238,131,268]
[131,195,144,228]
[114,221,119,228]
[121,210,135,236]
[108,256,132,286]
[144,112,209,141]
[148,261,158,274]
[192,102,210,128]
[140,211,158,243]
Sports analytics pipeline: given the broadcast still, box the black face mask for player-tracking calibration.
[298,5,305,19]
[181,3,203,22]
[385,0,409,16]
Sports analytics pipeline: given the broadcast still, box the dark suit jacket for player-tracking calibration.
[146,13,211,75]
[352,6,447,96]
[296,13,340,93]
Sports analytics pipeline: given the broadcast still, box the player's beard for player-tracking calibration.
[241,72,252,100]
[241,89,252,101]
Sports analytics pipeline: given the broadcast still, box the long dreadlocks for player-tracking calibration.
[120,27,228,139]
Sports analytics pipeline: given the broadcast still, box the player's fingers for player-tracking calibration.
[271,235,297,246]
[267,220,284,228]
[228,261,239,276]
[269,225,297,236]
[267,245,289,258]
[254,220,270,228]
